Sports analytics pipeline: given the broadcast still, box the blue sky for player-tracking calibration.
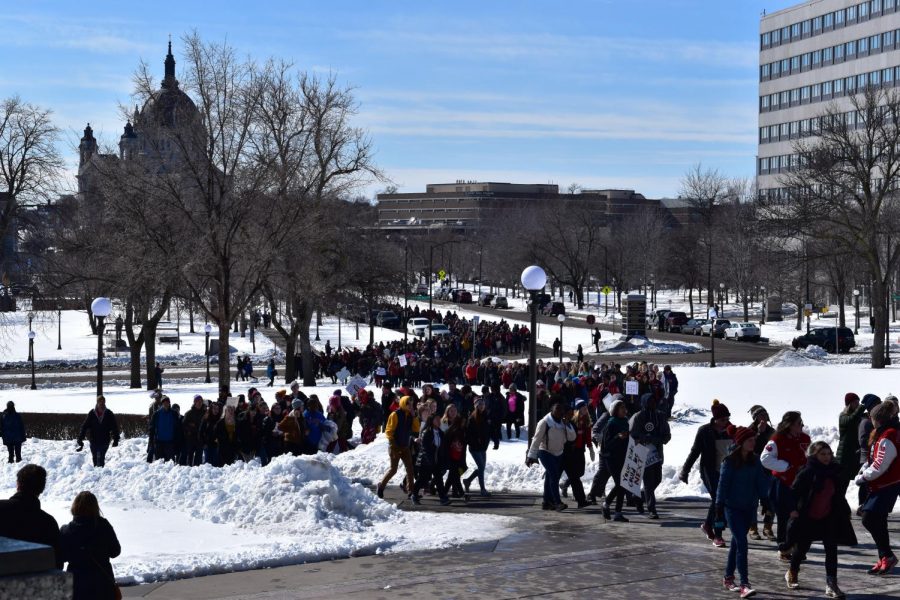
[0,0,799,199]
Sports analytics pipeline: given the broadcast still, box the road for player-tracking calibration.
[430,298,782,365]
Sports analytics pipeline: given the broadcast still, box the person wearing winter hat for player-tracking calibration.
[835,393,864,500]
[761,411,811,560]
[680,399,733,547]
[857,394,882,513]
[856,401,900,575]
[630,392,671,519]
[599,398,634,521]
[747,405,775,541]
[716,425,767,598]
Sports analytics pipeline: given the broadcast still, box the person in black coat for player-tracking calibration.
[601,399,632,521]
[486,384,506,450]
[463,400,492,495]
[76,396,120,467]
[411,413,450,505]
[0,464,61,568]
[1,400,26,463]
[785,442,856,598]
[59,491,121,600]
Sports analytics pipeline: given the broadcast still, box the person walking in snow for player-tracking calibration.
[600,398,634,521]
[266,358,277,387]
[716,425,767,599]
[784,441,856,598]
[630,392,670,519]
[526,399,576,511]
[410,413,450,506]
[592,327,601,353]
[1,401,26,463]
[76,396,120,468]
[747,405,775,541]
[856,400,900,575]
[376,396,419,499]
[835,393,864,498]
[559,399,594,509]
[463,396,492,497]
[679,400,733,547]
[761,411,812,561]
[59,491,121,600]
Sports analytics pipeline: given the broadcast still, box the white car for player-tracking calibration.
[724,322,761,342]
[429,322,452,337]
[406,317,430,337]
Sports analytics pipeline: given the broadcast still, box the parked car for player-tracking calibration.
[724,322,761,342]
[407,317,430,337]
[542,301,566,317]
[376,311,401,329]
[458,290,473,304]
[414,283,428,296]
[648,309,671,331]
[429,322,452,337]
[684,318,708,335]
[478,292,495,307]
[493,296,509,309]
[792,327,855,353]
[664,311,689,333]
[700,319,731,338]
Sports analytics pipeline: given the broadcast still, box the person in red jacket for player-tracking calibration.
[855,401,900,575]
[761,411,811,560]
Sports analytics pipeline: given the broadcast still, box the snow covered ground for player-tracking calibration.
[0,439,516,583]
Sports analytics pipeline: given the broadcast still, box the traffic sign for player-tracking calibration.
[438,269,446,280]
[601,285,612,295]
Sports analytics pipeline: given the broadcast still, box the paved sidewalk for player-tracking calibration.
[123,489,898,599]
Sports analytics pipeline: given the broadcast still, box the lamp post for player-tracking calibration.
[27,311,33,332]
[57,307,62,350]
[28,330,36,390]
[650,275,656,310]
[91,297,112,397]
[557,313,566,365]
[759,286,766,325]
[204,323,212,384]
[718,282,725,314]
[521,265,547,449]
[853,289,860,335]
[315,310,321,341]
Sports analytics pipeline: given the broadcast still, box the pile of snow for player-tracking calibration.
[600,335,703,355]
[758,348,827,368]
[0,439,516,583]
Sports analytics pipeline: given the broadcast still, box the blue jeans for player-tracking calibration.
[725,506,753,585]
[466,450,487,491]
[539,450,562,506]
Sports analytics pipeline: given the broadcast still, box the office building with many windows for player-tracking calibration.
[758,0,900,197]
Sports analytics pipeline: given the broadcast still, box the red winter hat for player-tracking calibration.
[844,392,860,406]
[727,425,756,447]
[711,399,730,420]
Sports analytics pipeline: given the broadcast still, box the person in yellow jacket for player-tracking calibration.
[376,396,420,499]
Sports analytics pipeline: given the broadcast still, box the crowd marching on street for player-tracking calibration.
[1,308,899,599]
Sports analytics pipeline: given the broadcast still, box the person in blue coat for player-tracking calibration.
[1,401,26,463]
[148,397,179,462]
[716,425,769,598]
[303,396,327,454]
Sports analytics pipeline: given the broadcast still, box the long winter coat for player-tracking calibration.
[786,458,857,547]
[59,516,121,600]
[77,409,120,447]
[836,404,866,480]
[1,409,25,444]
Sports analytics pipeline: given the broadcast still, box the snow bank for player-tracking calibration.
[0,439,516,583]
[758,348,827,368]
[599,335,703,355]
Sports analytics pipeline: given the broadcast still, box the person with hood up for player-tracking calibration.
[410,413,450,505]
[303,396,327,455]
[715,425,768,599]
[761,411,812,560]
[857,393,882,513]
[600,398,633,521]
[526,398,576,511]
[747,404,775,541]
[376,396,419,499]
[784,441,856,598]
[630,392,671,519]
[148,397,179,462]
[855,400,900,575]
[680,399,733,546]
[76,396,120,468]
[1,401,26,463]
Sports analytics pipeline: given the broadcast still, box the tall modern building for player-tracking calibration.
[758,0,900,198]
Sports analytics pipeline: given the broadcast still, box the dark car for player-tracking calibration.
[684,318,708,335]
[648,309,671,331]
[792,327,855,353]
[493,296,509,309]
[375,311,401,329]
[458,291,473,304]
[542,301,566,317]
[478,292,495,307]
[665,311,689,333]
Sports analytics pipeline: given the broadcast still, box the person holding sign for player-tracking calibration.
[601,398,634,522]
[630,393,671,519]
[715,425,768,598]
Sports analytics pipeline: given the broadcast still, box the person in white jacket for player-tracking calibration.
[526,400,576,511]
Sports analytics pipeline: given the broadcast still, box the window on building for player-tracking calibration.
[772,28,781,44]
[834,78,843,94]
[790,121,800,136]
[780,123,789,137]
[848,5,857,19]
[760,127,769,142]
[860,2,869,17]
[783,26,791,41]
[885,31,895,47]
[874,0,883,11]
[825,12,834,27]
[872,69,881,85]
[761,64,770,79]
[847,76,856,92]
[886,0,895,9]
[791,56,801,71]
[801,86,811,101]
[802,20,812,35]
[812,83,821,98]
[860,37,869,53]
[836,44,845,59]
[790,89,800,104]
[824,80,833,95]
[836,9,845,24]
[813,50,822,65]
[872,35,880,50]
[762,32,770,47]
[759,158,768,174]
[792,23,801,37]
[885,67,894,83]
[847,40,856,55]
[858,73,868,88]
[802,53,811,68]
[772,61,780,76]
[782,58,790,73]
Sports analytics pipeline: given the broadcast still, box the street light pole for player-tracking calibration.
[853,289,860,336]
[28,330,36,390]
[557,313,566,365]
[760,286,767,325]
[204,323,212,384]
[91,297,112,397]
[57,308,62,350]
[521,265,547,450]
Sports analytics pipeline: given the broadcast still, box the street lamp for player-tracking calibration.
[718,282,725,313]
[57,307,62,350]
[28,330,36,390]
[853,289,860,336]
[91,297,112,397]
[521,265,547,449]
[557,313,566,365]
[650,275,656,310]
[27,311,33,332]
[204,323,212,384]
[760,286,766,325]
[709,302,718,369]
